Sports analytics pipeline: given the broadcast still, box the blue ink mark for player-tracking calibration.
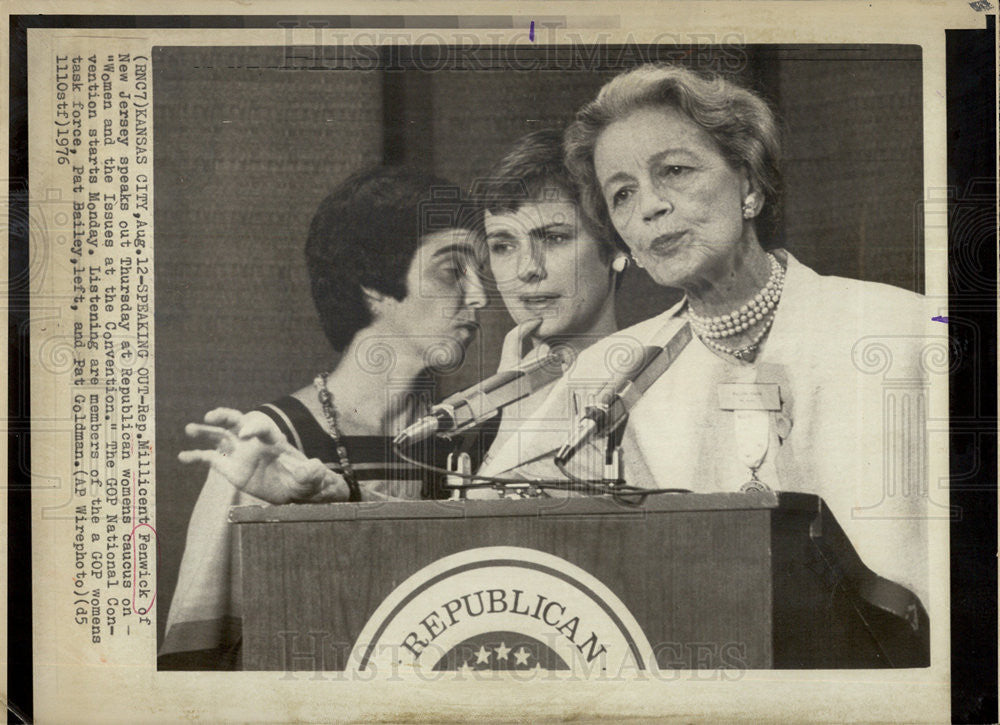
[529,20,535,41]
[932,316,949,324]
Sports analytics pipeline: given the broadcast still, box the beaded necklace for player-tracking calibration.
[688,253,786,361]
[314,372,362,502]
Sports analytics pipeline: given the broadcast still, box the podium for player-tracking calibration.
[231,492,928,671]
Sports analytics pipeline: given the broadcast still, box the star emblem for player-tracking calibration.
[514,646,531,667]
[494,642,511,661]
[475,645,491,665]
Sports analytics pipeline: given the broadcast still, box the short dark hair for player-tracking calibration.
[472,129,625,262]
[305,167,475,351]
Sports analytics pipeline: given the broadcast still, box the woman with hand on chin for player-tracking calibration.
[558,63,939,606]
[481,129,627,360]
[467,129,632,481]
[161,167,487,667]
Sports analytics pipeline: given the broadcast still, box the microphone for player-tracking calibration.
[554,323,692,466]
[393,347,563,447]
[554,354,652,467]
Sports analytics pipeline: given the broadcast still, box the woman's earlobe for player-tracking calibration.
[742,193,760,219]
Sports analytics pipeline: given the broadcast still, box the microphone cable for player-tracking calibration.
[391,440,690,502]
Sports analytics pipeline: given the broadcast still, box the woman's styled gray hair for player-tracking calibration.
[565,64,782,246]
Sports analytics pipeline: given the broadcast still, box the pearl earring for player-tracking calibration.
[742,194,758,219]
[611,255,629,273]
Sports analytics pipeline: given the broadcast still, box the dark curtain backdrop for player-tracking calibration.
[154,44,923,646]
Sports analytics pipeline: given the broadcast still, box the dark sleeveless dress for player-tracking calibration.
[159,396,497,670]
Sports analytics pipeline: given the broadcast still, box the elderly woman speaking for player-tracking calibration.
[553,64,943,607]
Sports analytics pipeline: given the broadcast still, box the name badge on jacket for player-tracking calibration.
[717,383,782,492]
[717,383,781,411]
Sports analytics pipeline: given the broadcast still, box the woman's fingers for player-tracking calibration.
[499,318,544,371]
[203,407,245,428]
[178,449,216,466]
[298,460,352,502]
[236,411,288,447]
[290,456,327,483]
[184,422,229,442]
[280,455,331,498]
[509,317,544,351]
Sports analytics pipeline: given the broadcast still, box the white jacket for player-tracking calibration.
[476,251,946,605]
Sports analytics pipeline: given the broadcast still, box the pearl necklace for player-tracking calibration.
[688,253,786,361]
[698,315,776,360]
[688,253,785,339]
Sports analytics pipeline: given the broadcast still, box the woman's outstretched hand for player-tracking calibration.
[178,408,353,504]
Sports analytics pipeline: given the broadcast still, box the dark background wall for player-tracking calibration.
[154,44,923,645]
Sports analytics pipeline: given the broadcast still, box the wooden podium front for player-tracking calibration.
[231,491,928,671]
